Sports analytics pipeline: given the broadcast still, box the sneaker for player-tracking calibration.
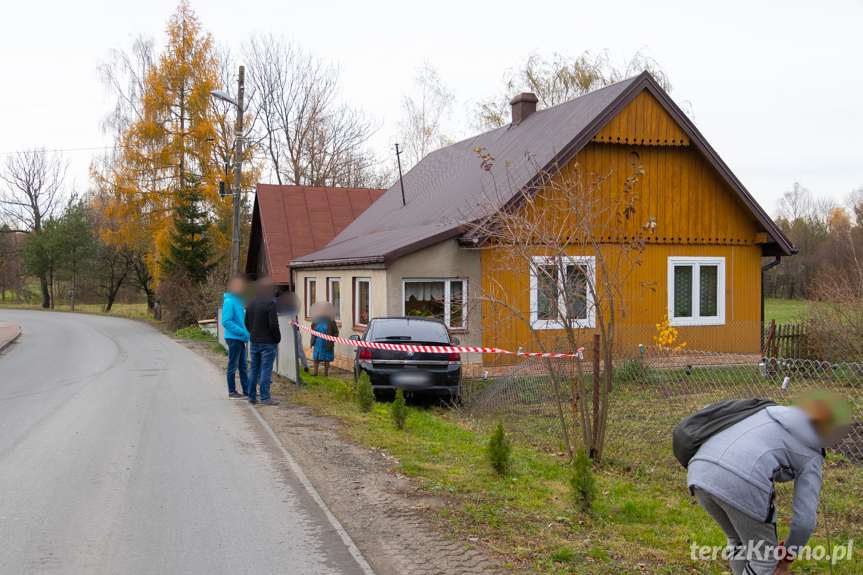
[260,399,281,406]
[229,392,243,398]
[303,367,309,373]
[248,398,259,404]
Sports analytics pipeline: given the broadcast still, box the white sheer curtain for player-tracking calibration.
[404,281,445,302]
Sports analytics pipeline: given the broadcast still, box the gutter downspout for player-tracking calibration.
[286,265,295,292]
[761,256,782,348]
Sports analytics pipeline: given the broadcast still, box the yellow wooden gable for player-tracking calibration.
[591,90,690,147]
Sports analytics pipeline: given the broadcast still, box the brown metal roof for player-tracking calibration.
[245,184,386,284]
[292,72,793,268]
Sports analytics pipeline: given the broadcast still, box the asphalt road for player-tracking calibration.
[0,310,368,575]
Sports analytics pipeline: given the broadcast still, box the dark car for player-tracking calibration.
[352,317,462,401]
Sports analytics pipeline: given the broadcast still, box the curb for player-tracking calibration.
[0,322,21,353]
[247,405,377,575]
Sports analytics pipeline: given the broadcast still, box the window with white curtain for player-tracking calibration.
[529,256,595,329]
[327,278,341,322]
[667,257,725,326]
[402,279,466,330]
[305,277,317,318]
[354,278,371,326]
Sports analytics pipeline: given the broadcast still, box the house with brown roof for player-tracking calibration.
[291,72,794,368]
[244,184,386,287]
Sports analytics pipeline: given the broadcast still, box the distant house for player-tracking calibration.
[291,72,794,368]
[244,184,386,288]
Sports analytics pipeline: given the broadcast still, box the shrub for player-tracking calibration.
[158,270,200,329]
[355,371,375,412]
[158,268,229,330]
[613,353,654,385]
[570,448,597,513]
[333,378,354,402]
[807,271,863,362]
[486,419,511,475]
[175,325,215,341]
[391,389,408,430]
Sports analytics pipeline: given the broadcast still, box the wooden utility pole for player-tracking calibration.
[231,66,245,275]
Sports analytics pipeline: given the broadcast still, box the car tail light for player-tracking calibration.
[359,347,372,361]
[447,351,461,362]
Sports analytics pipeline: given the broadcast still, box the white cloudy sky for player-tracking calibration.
[3,0,861,214]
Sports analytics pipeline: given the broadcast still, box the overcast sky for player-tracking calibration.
[3,0,861,214]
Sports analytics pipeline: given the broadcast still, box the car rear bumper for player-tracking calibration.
[358,365,462,395]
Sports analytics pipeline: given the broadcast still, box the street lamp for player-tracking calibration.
[209,66,245,276]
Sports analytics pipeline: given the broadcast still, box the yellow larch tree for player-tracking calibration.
[92,1,257,280]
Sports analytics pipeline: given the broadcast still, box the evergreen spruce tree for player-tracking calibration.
[486,419,511,475]
[570,448,597,513]
[161,183,216,284]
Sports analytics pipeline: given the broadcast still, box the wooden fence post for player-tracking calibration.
[592,334,601,449]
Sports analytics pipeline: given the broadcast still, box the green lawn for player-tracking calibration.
[273,374,862,574]
[764,298,809,324]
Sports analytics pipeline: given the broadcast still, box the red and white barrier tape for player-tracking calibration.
[292,322,585,358]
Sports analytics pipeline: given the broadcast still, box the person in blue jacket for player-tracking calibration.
[221,274,250,398]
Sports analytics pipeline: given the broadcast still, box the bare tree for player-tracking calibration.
[461,149,651,460]
[97,34,156,140]
[0,227,26,301]
[398,63,454,169]
[476,49,673,130]
[849,186,863,227]
[0,149,68,307]
[776,181,814,223]
[243,34,380,188]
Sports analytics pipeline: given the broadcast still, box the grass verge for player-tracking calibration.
[0,301,152,321]
[275,374,861,574]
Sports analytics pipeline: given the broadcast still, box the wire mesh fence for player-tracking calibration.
[465,323,863,535]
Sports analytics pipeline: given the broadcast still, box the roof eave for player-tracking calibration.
[290,256,386,269]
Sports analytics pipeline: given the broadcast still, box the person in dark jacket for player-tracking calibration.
[688,390,851,575]
[244,277,281,406]
[221,274,250,398]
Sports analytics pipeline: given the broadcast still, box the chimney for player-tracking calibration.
[510,92,539,125]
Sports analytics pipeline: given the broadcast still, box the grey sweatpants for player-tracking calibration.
[693,488,779,575]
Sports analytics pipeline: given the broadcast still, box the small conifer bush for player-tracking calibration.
[391,389,408,430]
[355,371,375,412]
[486,419,511,475]
[570,448,597,513]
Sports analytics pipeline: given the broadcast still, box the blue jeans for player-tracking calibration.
[226,338,249,395]
[248,342,277,402]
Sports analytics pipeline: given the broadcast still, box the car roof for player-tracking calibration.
[370,316,446,324]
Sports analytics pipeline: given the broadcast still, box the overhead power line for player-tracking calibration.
[0,146,120,156]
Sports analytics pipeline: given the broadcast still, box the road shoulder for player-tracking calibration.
[183,340,501,575]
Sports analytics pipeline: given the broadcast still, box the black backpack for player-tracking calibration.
[672,398,777,469]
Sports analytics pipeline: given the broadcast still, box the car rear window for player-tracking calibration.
[369,319,450,343]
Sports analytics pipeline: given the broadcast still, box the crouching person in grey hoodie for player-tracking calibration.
[688,390,851,575]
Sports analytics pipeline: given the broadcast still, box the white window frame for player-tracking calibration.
[354,277,371,326]
[667,257,726,326]
[401,278,468,330]
[327,277,341,322]
[304,277,317,319]
[529,255,596,330]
